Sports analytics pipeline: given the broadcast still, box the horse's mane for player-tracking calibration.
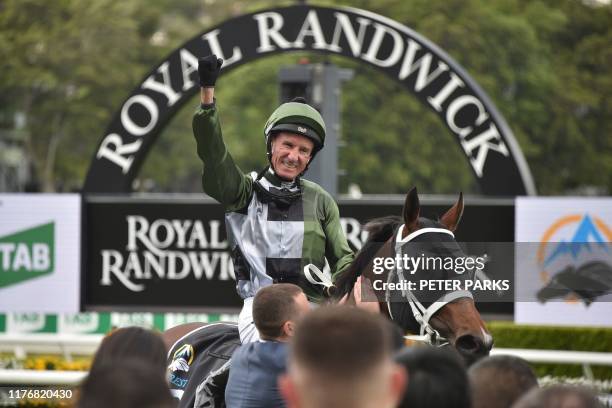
[332,216,403,301]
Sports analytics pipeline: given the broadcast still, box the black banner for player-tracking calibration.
[84,196,513,313]
[85,198,240,310]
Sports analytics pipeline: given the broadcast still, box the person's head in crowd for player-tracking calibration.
[469,355,538,408]
[512,385,602,408]
[253,283,310,341]
[395,346,470,408]
[89,326,167,375]
[279,306,407,408]
[386,318,407,352]
[77,360,176,408]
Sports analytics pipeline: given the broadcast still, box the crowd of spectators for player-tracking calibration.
[75,284,603,408]
[76,326,175,407]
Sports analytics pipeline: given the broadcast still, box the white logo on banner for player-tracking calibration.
[164,313,211,330]
[111,312,155,328]
[7,313,46,333]
[100,216,233,292]
[58,313,100,333]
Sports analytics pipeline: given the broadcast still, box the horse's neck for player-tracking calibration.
[363,237,394,280]
[357,238,394,318]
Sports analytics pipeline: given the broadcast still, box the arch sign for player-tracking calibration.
[84,5,536,196]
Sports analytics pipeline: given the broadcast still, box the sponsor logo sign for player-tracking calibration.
[0,222,54,288]
[0,194,80,313]
[6,313,57,333]
[169,343,195,390]
[58,313,111,334]
[515,198,612,327]
[85,199,240,309]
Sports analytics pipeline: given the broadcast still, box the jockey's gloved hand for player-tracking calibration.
[198,55,224,87]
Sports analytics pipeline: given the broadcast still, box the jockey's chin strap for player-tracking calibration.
[253,167,302,206]
[389,225,474,347]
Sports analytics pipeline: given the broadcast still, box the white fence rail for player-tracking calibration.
[0,334,611,384]
[491,348,612,379]
[0,334,103,360]
[0,369,86,385]
[491,348,612,366]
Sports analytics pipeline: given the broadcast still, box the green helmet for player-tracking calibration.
[263,99,326,159]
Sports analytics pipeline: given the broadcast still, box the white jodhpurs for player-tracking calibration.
[238,297,260,343]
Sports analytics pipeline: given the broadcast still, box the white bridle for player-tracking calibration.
[388,225,473,347]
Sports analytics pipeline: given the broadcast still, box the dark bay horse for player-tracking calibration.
[163,187,492,406]
[332,187,493,363]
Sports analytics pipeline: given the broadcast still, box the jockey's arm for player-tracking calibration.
[323,195,354,280]
[201,87,214,105]
[192,87,252,212]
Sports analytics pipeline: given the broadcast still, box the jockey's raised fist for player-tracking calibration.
[198,55,224,87]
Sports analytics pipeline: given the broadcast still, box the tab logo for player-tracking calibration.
[7,313,54,333]
[0,222,55,288]
[110,312,155,329]
[59,313,101,334]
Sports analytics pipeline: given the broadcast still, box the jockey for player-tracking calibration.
[192,55,354,343]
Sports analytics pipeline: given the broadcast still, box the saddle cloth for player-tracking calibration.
[167,322,241,408]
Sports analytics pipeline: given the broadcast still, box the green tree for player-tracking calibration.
[2,0,610,195]
[1,0,150,190]
[147,0,612,195]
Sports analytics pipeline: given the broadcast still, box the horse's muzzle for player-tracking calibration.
[455,333,493,365]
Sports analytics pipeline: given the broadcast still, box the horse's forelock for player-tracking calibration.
[364,216,403,240]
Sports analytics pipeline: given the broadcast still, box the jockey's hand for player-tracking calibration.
[339,276,380,313]
[198,55,224,87]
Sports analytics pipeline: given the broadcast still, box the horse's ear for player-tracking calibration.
[403,187,420,230]
[440,192,464,232]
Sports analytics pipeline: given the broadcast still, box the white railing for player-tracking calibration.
[0,369,86,385]
[0,334,103,360]
[492,348,612,379]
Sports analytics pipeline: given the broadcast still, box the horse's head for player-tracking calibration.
[398,187,493,364]
[332,187,493,364]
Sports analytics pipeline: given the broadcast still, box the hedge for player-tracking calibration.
[488,321,612,379]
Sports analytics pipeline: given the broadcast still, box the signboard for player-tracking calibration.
[84,196,514,313]
[0,194,81,313]
[515,197,612,327]
[85,198,239,310]
[83,5,535,196]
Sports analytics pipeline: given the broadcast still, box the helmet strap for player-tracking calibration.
[255,165,271,182]
[254,166,302,207]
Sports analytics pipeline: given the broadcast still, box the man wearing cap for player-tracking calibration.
[192,55,354,343]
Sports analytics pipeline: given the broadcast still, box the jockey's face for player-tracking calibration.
[270,132,314,181]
